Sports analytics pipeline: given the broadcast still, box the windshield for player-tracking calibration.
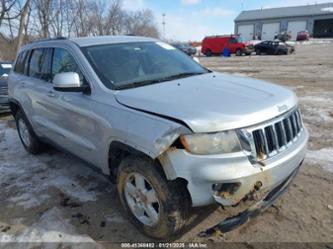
[236,37,244,43]
[82,42,208,90]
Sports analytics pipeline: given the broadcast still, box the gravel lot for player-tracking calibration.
[0,43,332,248]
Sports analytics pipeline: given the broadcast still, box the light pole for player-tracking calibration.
[162,13,166,40]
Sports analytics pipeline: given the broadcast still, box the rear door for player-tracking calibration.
[258,41,269,53]
[227,37,238,53]
[26,48,56,136]
[267,41,278,54]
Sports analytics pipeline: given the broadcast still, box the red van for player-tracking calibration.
[201,35,253,56]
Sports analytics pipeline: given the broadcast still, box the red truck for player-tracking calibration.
[201,35,253,56]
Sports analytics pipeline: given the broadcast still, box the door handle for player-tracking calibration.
[47,91,55,97]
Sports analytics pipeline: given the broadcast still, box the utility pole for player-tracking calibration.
[162,13,166,40]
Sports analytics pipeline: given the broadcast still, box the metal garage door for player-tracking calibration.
[314,18,333,38]
[237,24,254,41]
[288,21,307,40]
[262,23,280,40]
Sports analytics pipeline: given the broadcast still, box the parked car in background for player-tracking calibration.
[171,42,197,56]
[286,42,296,54]
[254,41,293,55]
[274,32,291,42]
[296,30,310,41]
[9,36,308,239]
[0,61,12,113]
[201,35,253,56]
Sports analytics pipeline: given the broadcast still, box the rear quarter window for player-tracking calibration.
[14,51,29,74]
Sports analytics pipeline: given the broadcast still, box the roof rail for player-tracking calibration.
[204,34,235,38]
[30,36,67,44]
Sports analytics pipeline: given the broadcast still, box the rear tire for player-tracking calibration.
[15,110,44,154]
[236,49,242,56]
[205,49,212,57]
[117,156,190,239]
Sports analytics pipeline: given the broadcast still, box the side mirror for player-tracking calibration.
[0,73,9,81]
[53,72,89,93]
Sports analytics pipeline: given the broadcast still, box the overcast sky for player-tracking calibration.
[122,0,332,41]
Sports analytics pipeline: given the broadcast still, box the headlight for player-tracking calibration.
[180,130,242,155]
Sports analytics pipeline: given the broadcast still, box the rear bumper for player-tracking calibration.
[244,47,254,54]
[0,95,8,103]
[0,96,10,112]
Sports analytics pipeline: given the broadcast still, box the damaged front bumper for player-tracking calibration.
[159,127,308,207]
[201,163,301,236]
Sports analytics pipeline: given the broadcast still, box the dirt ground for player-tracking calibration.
[0,43,332,248]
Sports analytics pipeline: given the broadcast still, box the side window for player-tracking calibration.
[41,48,53,81]
[52,48,84,84]
[14,51,29,74]
[28,48,53,81]
[29,49,43,79]
[229,38,237,44]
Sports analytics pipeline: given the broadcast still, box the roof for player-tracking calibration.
[69,35,158,47]
[26,35,158,49]
[235,2,333,22]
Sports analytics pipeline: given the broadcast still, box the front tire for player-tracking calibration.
[15,110,44,154]
[117,156,190,239]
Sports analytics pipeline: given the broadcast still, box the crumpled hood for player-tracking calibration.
[115,72,297,133]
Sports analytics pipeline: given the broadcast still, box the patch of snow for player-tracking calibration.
[0,208,99,248]
[301,106,333,123]
[306,148,333,173]
[0,120,110,209]
[299,94,333,124]
[8,193,50,210]
[105,213,126,224]
[321,7,333,12]
[299,95,333,104]
[297,38,333,45]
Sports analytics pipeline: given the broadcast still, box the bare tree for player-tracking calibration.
[17,0,31,49]
[0,0,160,60]
[124,9,159,38]
[105,0,124,35]
[34,0,52,38]
[0,0,17,27]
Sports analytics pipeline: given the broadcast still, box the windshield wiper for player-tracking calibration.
[158,71,207,82]
[115,71,208,90]
[115,78,163,90]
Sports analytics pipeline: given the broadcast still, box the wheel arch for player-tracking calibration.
[108,140,163,182]
[8,98,21,117]
[108,140,192,206]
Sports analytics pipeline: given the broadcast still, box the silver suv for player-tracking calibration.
[8,36,308,239]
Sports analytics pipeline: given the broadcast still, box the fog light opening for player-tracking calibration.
[212,182,241,199]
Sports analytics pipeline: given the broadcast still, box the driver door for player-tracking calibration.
[35,47,98,162]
